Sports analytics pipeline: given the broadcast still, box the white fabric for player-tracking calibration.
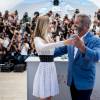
[33,37,64,98]
[21,43,29,55]
[96,26,100,35]
[74,47,78,58]
[96,26,100,32]
[2,37,10,48]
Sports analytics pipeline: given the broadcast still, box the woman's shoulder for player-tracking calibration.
[34,37,41,41]
[34,37,44,43]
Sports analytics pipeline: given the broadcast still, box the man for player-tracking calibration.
[54,14,100,100]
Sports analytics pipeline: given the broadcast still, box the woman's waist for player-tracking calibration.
[39,55,54,62]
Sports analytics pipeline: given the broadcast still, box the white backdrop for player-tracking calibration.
[0,0,100,19]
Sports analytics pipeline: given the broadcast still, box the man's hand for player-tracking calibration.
[72,35,86,53]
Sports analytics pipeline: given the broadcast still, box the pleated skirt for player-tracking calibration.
[33,62,59,98]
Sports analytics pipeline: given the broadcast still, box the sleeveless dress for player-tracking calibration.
[33,37,64,98]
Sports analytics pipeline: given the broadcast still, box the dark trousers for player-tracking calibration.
[70,84,93,100]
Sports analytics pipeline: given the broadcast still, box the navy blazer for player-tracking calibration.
[54,32,100,90]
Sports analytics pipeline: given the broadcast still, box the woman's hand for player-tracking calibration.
[64,38,74,45]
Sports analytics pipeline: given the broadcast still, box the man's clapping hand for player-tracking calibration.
[72,34,86,53]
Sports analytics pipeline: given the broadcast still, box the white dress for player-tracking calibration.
[33,37,64,98]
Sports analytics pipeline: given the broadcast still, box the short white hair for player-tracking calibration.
[75,14,91,29]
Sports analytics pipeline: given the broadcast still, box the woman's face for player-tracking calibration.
[47,21,53,33]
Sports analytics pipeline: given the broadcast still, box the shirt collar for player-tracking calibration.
[81,32,88,40]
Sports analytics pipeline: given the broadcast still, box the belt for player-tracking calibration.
[39,55,54,62]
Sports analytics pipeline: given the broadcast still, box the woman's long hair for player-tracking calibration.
[34,15,49,41]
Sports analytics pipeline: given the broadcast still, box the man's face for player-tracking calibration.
[74,17,84,35]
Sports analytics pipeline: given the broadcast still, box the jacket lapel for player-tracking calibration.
[68,45,74,61]
[83,32,93,45]
[74,32,93,60]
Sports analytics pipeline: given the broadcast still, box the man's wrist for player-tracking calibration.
[80,45,86,53]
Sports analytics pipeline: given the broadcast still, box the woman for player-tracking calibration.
[33,15,73,100]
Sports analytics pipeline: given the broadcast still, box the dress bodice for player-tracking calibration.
[34,37,64,55]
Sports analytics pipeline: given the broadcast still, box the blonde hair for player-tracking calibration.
[34,15,49,41]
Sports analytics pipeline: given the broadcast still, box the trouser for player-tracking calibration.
[70,84,93,100]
